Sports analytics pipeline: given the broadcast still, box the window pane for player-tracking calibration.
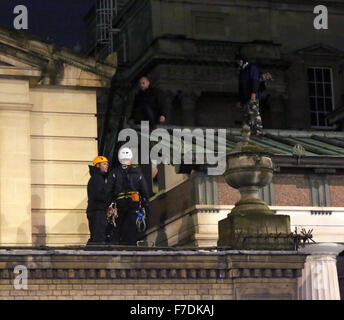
[308,83,316,96]
[323,69,331,82]
[308,67,333,129]
[315,68,323,82]
[318,114,325,127]
[325,98,333,112]
[311,112,318,126]
[308,68,315,81]
[317,98,324,111]
[325,83,332,96]
[309,97,316,111]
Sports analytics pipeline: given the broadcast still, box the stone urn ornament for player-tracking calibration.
[224,125,274,216]
[218,125,294,250]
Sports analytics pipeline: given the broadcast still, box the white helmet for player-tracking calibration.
[118,147,133,164]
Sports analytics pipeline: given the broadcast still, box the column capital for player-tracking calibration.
[299,243,344,257]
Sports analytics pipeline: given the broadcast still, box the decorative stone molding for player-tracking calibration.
[0,249,306,281]
[0,267,302,280]
[0,25,116,87]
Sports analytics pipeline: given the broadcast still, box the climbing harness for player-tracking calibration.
[136,202,147,232]
[116,191,140,202]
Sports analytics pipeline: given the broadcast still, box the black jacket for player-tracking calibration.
[108,165,150,204]
[86,166,111,213]
[129,87,167,126]
[238,63,261,104]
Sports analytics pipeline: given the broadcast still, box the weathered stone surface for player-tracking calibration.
[218,212,293,250]
[0,249,306,300]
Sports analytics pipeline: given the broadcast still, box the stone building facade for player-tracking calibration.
[111,0,344,130]
[0,25,116,246]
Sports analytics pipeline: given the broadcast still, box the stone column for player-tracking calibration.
[193,172,218,205]
[0,79,33,245]
[298,243,344,300]
[181,91,200,126]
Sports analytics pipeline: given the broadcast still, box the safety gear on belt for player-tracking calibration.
[118,147,133,164]
[115,191,140,202]
[136,203,147,233]
[93,156,109,166]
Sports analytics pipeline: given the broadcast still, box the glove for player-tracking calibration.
[107,202,118,227]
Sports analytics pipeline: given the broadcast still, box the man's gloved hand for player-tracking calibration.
[107,202,118,226]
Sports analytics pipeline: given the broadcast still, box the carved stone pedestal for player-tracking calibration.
[218,125,294,250]
[218,212,294,250]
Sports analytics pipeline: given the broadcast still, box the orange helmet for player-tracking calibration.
[93,156,109,166]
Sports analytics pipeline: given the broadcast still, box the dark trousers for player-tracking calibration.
[87,210,107,244]
[106,199,139,246]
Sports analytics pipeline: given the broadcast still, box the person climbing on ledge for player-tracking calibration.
[235,53,264,136]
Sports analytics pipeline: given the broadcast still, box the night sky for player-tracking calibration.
[0,0,96,52]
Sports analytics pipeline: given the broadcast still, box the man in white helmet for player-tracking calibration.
[106,147,150,245]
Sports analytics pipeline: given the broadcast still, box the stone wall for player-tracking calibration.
[116,0,344,130]
[0,81,99,247]
[0,249,306,300]
[0,79,32,246]
[218,174,344,207]
[151,0,344,54]
[146,172,344,246]
[273,174,311,206]
[150,178,195,227]
[30,88,98,246]
[0,279,233,300]
[328,176,344,207]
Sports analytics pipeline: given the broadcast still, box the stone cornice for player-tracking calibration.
[0,266,302,280]
[120,37,287,84]
[0,250,306,280]
[0,25,116,86]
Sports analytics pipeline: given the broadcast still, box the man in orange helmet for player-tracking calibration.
[86,156,111,245]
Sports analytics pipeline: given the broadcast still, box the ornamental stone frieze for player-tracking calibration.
[0,249,306,281]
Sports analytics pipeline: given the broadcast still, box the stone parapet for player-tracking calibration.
[0,248,306,300]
